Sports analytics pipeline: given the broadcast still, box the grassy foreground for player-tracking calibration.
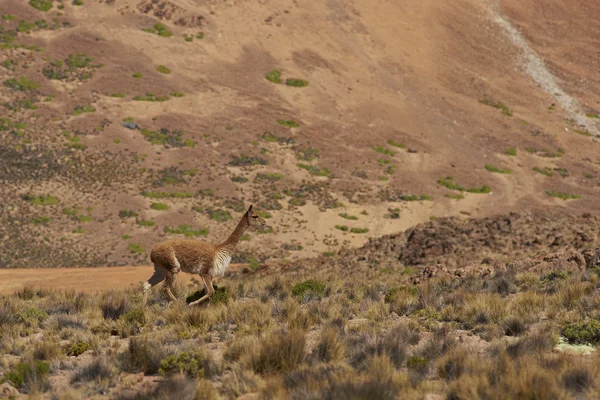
[1,261,600,399]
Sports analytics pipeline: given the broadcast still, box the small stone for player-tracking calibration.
[122,122,140,130]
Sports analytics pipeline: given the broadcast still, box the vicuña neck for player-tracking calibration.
[219,214,249,252]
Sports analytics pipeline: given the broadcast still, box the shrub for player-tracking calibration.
[101,294,131,320]
[156,65,171,74]
[33,340,62,361]
[150,202,169,210]
[127,243,145,254]
[277,119,300,128]
[16,307,48,327]
[29,0,53,11]
[249,330,306,373]
[137,219,156,227]
[4,360,50,393]
[4,76,39,91]
[350,227,369,234]
[23,194,59,206]
[485,164,512,174]
[292,279,326,300]
[159,351,210,378]
[207,208,231,222]
[285,79,308,87]
[143,23,173,37]
[297,163,330,177]
[479,98,513,116]
[339,213,358,220]
[387,139,405,148]
[72,105,95,115]
[505,147,517,156]
[122,308,147,327]
[132,72,142,78]
[265,69,282,84]
[164,224,208,237]
[533,167,553,176]
[314,327,346,363]
[545,190,582,200]
[71,358,114,383]
[66,341,90,356]
[65,53,93,68]
[186,285,231,306]
[119,210,137,218]
[562,320,600,345]
[373,146,395,156]
[229,154,268,166]
[123,336,169,374]
[255,172,284,182]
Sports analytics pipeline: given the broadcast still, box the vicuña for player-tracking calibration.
[143,204,266,306]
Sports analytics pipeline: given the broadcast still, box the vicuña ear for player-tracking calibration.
[247,204,253,213]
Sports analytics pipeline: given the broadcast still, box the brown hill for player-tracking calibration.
[1,0,599,268]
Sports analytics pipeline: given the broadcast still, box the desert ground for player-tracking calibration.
[2,0,600,398]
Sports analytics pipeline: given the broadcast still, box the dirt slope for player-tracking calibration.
[1,0,599,269]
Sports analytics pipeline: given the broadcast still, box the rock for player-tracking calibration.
[0,383,19,398]
[122,122,140,130]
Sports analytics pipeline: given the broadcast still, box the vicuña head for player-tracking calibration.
[142,204,266,306]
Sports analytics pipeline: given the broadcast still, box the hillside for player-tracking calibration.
[1,0,599,268]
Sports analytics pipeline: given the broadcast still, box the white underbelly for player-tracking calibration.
[211,253,231,277]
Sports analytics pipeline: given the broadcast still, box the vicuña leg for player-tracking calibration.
[188,275,214,307]
[163,271,181,305]
[142,264,166,306]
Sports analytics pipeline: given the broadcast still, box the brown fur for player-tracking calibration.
[142,204,266,306]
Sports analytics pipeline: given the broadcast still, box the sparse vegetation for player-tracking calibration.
[137,220,156,227]
[23,194,59,206]
[373,146,395,156]
[143,23,173,37]
[72,105,95,116]
[285,78,309,87]
[277,119,300,128]
[156,65,171,74]
[533,167,553,177]
[127,243,145,253]
[485,164,512,174]
[339,213,358,220]
[265,70,282,84]
[387,139,406,148]
[150,202,169,211]
[479,98,513,116]
[545,190,582,200]
[164,224,208,237]
[437,176,491,194]
[505,147,517,156]
[4,76,39,91]
[29,0,53,12]
[297,163,330,177]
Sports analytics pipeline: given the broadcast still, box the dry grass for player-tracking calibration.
[1,264,600,398]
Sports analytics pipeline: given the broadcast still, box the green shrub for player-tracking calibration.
[16,307,48,327]
[229,154,268,166]
[505,147,517,156]
[292,279,326,300]
[66,341,90,357]
[111,92,125,98]
[277,119,300,128]
[128,243,145,254]
[186,285,231,305]
[485,164,511,174]
[350,227,369,234]
[121,308,147,327]
[159,351,208,377]
[65,53,92,68]
[137,220,155,227]
[533,167,553,177]
[249,330,306,373]
[4,360,50,392]
[150,202,169,210]
[119,210,138,218]
[399,194,432,201]
[170,91,184,97]
[297,163,330,177]
[32,216,52,225]
[255,172,284,182]
[407,356,429,372]
[29,0,53,12]
[4,76,39,91]
[143,191,194,199]
[132,72,142,78]
[335,225,348,232]
[156,65,171,74]
[134,92,170,102]
[562,320,600,344]
[164,224,208,237]
[143,23,173,37]
[387,139,405,148]
[373,146,395,156]
[265,69,282,84]
[72,105,95,115]
[545,190,581,200]
[285,79,308,87]
[339,213,358,220]
[479,98,513,116]
[207,209,231,222]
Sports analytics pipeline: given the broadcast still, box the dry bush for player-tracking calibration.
[220,367,264,398]
[116,373,220,400]
[121,335,171,374]
[508,291,545,323]
[33,337,63,361]
[505,329,557,359]
[228,299,273,334]
[101,292,132,320]
[223,335,260,363]
[247,329,306,374]
[460,293,506,328]
[313,326,346,364]
[71,357,115,384]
